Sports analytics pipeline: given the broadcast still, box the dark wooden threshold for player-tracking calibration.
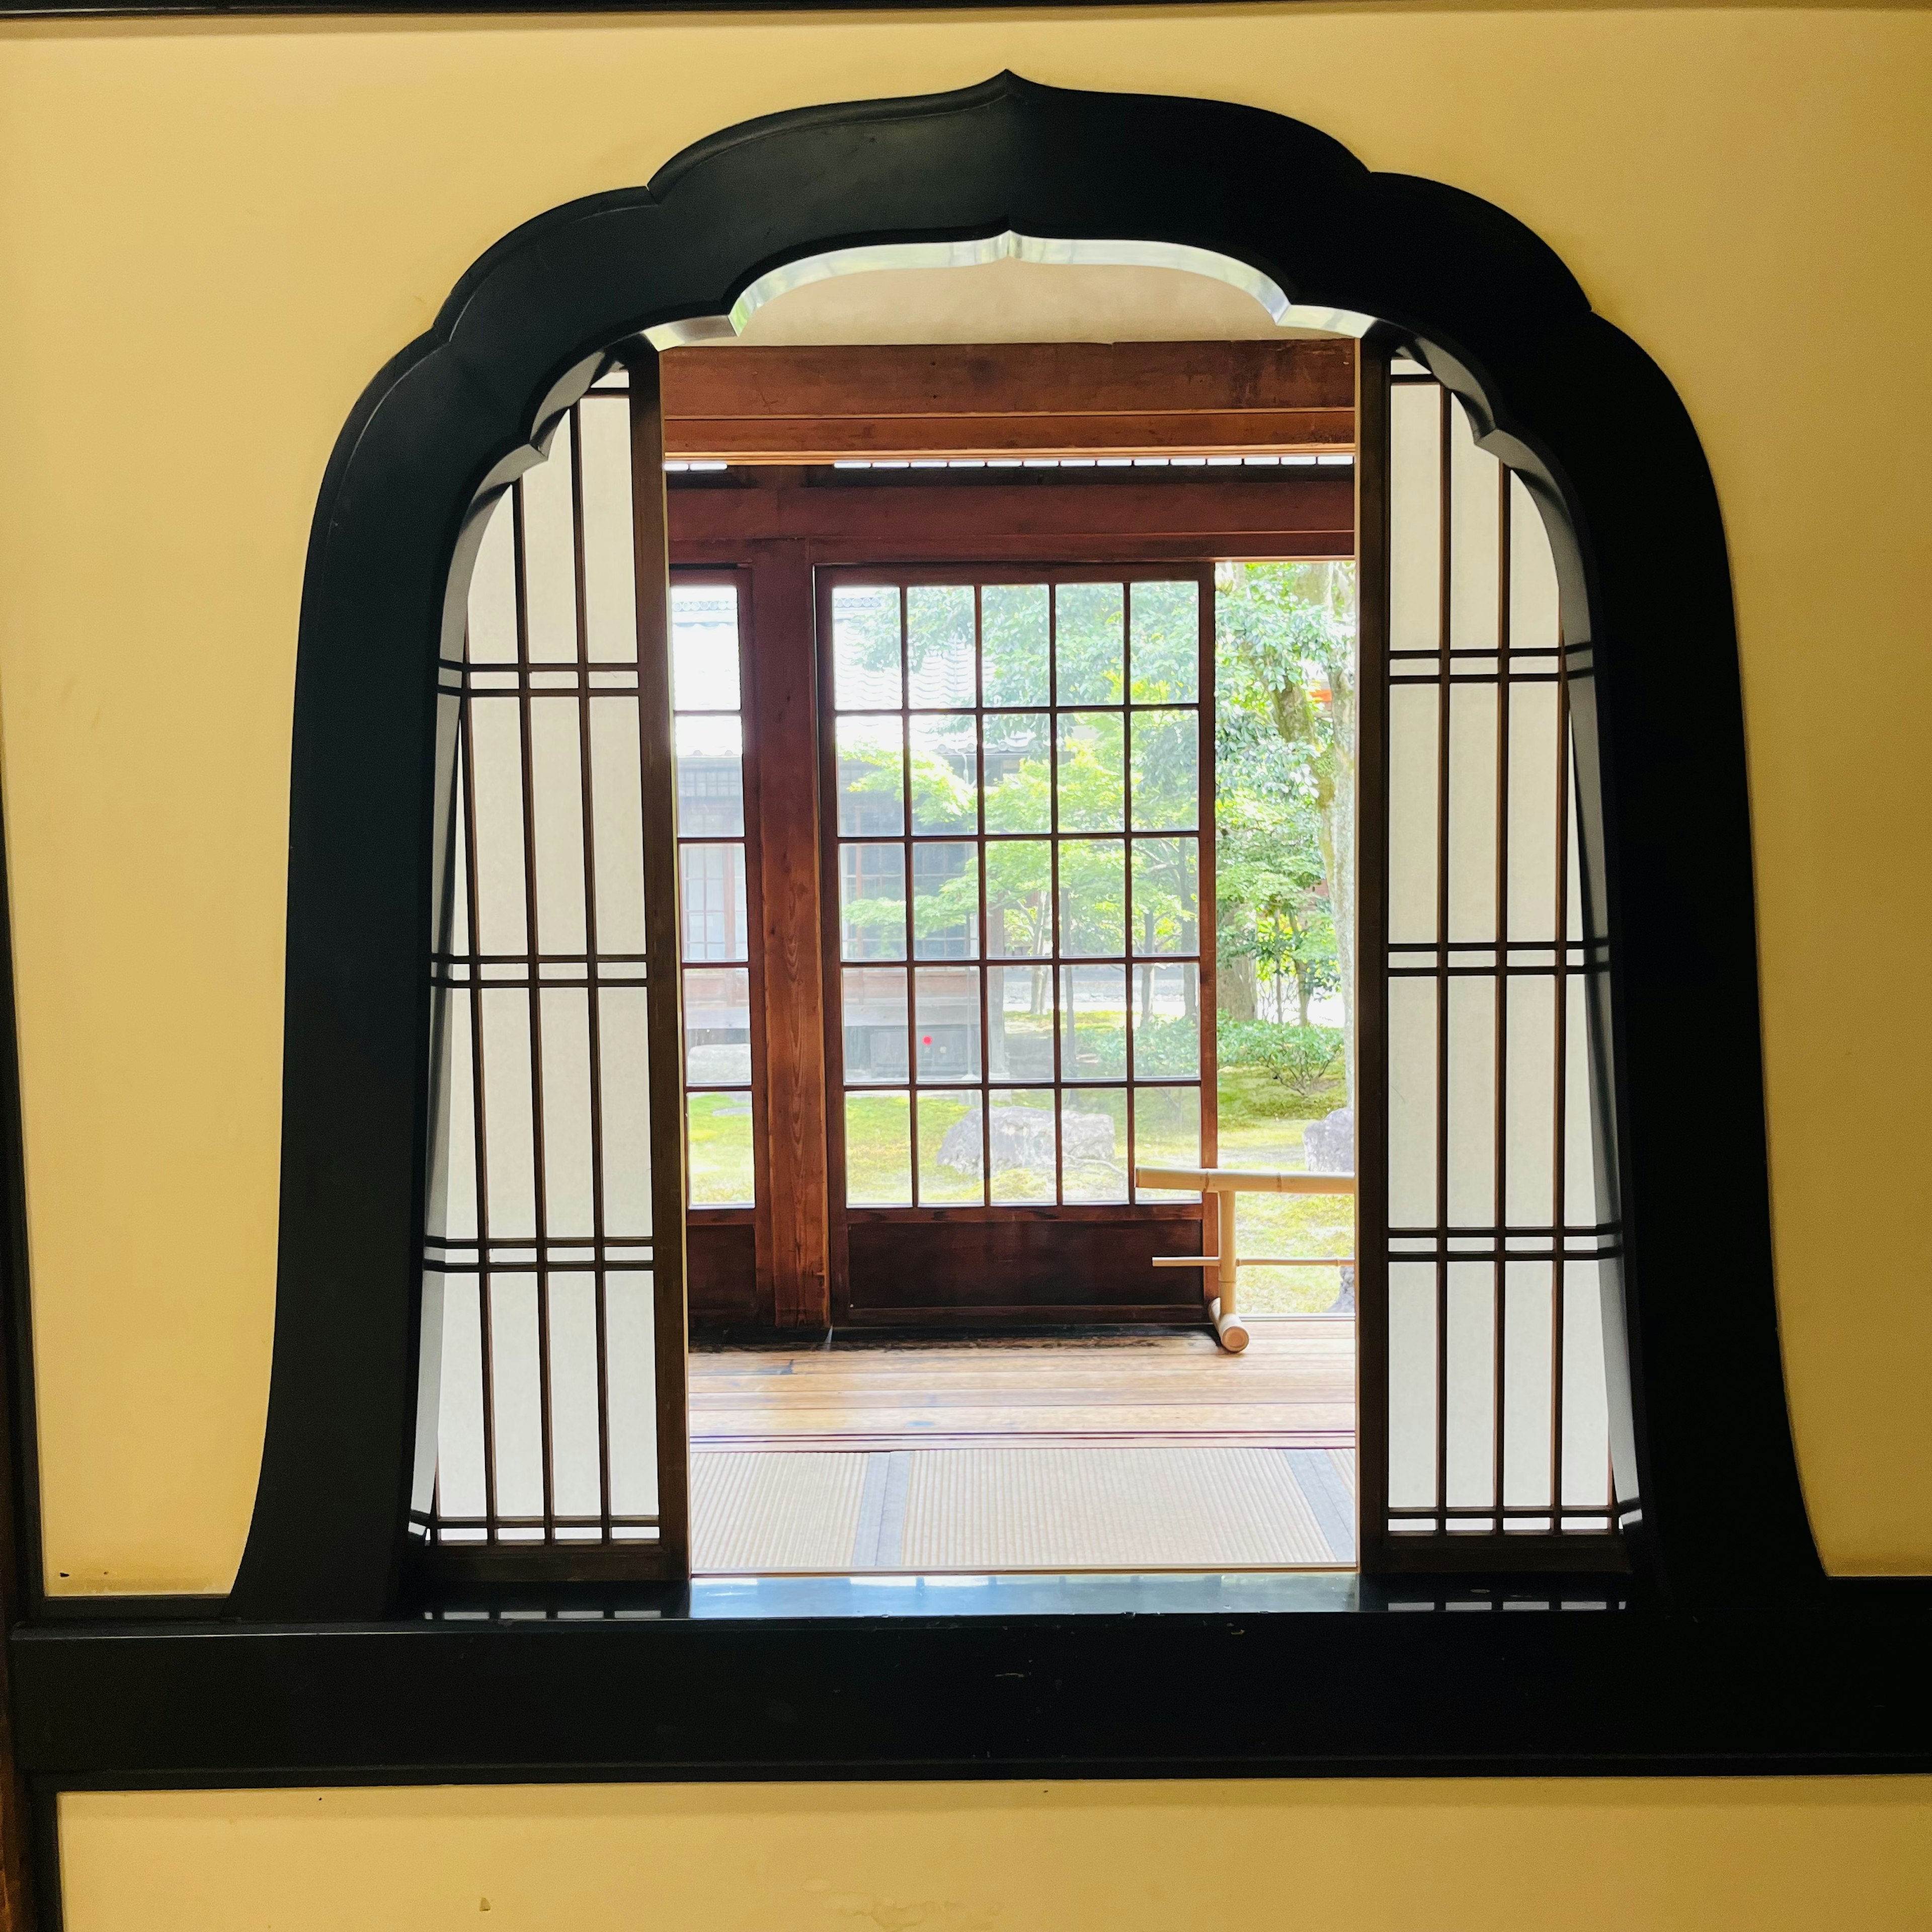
[12,1582,1930,1786]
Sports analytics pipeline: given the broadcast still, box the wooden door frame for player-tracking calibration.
[675,472,1349,1333]
[809,560,1221,1330]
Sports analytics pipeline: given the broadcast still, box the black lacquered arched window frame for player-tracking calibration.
[229,73,1818,1621]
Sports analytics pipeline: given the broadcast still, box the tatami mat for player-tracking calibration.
[691,1444,1357,1573]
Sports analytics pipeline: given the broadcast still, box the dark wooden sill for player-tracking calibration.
[12,1578,1929,1786]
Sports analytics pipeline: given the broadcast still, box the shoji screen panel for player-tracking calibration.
[1363,352,1621,1570]
[420,357,689,1580]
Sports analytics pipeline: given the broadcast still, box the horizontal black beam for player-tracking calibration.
[15,1585,1930,1784]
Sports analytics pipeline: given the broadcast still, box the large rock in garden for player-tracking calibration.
[1303,1105,1354,1174]
[937,1105,1115,1176]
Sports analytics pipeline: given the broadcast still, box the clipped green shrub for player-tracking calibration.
[1218,1020,1346,1105]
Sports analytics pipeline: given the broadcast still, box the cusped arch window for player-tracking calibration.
[230,75,1817,1619]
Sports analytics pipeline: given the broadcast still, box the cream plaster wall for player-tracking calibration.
[56,1777,1932,1932]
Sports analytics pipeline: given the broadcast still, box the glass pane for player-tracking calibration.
[911,842,978,959]
[909,714,978,835]
[670,581,741,710]
[832,583,902,709]
[840,843,906,960]
[675,714,744,839]
[1130,580,1199,703]
[985,840,1053,959]
[687,1091,754,1205]
[1133,1084,1200,1201]
[981,712,1051,831]
[1060,964,1127,1081]
[981,583,1049,706]
[1130,838,1198,956]
[683,966,750,1085]
[836,716,905,837]
[1055,581,1123,704]
[1056,711,1124,831]
[986,1088,1058,1203]
[841,967,908,1085]
[1058,839,1124,957]
[986,964,1056,1082]
[906,584,976,708]
[915,965,982,1083]
[1130,707,1198,832]
[917,1090,983,1205]
[1061,1088,1128,1202]
[1131,963,1199,1077]
[845,1090,912,1206]
[679,842,748,961]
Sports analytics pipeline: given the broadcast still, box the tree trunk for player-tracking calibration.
[1216,899,1257,1021]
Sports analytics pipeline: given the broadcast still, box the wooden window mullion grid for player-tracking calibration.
[818,564,1214,1318]
[419,353,688,1580]
[1360,345,1624,1573]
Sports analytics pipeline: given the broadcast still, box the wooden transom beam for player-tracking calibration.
[660,339,1356,463]
[666,466,1355,565]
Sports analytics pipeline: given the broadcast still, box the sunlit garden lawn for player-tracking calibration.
[825,1031,1353,1315]
[1217,1061,1354,1314]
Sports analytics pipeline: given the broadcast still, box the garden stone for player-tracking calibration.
[1303,1105,1354,1174]
[937,1105,1114,1176]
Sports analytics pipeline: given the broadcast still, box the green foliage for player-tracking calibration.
[1214,562,1357,1025]
[1129,1012,1201,1077]
[1218,1019,1346,1104]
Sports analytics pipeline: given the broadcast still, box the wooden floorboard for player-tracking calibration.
[689,1320,1356,1451]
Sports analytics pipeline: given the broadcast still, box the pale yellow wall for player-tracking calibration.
[55,1778,1932,1931]
[0,5,1927,1593]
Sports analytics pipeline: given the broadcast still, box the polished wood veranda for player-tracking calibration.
[687,1321,1357,1573]
[691,1319,1355,1453]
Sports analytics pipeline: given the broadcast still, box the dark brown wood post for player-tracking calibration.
[1353,335,1393,1576]
[745,543,833,1330]
[622,345,692,1577]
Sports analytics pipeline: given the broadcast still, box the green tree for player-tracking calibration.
[1214,560,1357,1095]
